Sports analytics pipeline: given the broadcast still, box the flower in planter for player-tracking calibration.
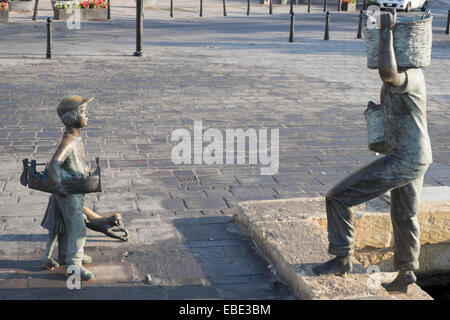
[0,1,8,10]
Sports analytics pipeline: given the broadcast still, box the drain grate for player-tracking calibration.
[176,175,198,184]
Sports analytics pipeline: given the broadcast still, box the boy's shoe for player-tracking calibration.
[66,265,96,281]
[42,257,60,270]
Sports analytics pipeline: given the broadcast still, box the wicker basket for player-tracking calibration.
[362,13,433,69]
[364,101,386,154]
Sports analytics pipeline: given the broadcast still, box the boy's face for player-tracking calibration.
[74,104,89,128]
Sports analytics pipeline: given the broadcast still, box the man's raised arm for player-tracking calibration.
[378,10,406,87]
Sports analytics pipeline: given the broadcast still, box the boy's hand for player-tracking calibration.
[55,183,68,196]
[379,11,396,30]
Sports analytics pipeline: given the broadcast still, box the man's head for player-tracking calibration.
[57,96,93,128]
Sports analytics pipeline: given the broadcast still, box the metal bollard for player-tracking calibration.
[323,0,327,12]
[324,11,330,40]
[247,0,250,15]
[223,0,227,16]
[46,18,52,59]
[200,0,203,17]
[357,9,362,38]
[134,0,143,56]
[269,0,272,15]
[107,0,111,20]
[32,0,39,21]
[308,0,311,13]
[289,12,295,42]
[338,0,341,11]
[446,10,450,35]
[170,0,174,18]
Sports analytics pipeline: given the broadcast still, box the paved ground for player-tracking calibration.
[0,0,449,299]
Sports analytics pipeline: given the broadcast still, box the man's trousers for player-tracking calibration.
[325,155,428,271]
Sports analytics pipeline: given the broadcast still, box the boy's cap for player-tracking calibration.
[57,96,94,117]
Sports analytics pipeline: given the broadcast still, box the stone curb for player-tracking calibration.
[232,186,450,300]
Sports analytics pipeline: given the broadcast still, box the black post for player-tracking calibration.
[46,18,52,59]
[170,0,173,17]
[446,10,450,35]
[247,0,250,15]
[337,0,341,11]
[357,9,362,38]
[324,11,330,40]
[134,0,143,56]
[308,0,311,13]
[323,0,327,12]
[200,0,203,17]
[107,0,111,19]
[290,0,293,14]
[269,0,272,14]
[289,12,295,42]
[363,0,366,10]
[223,0,227,16]
[32,0,39,21]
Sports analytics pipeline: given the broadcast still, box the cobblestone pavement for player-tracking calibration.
[0,0,449,299]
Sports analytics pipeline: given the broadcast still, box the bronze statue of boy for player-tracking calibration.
[46,96,96,281]
[313,11,432,293]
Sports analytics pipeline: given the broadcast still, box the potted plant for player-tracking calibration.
[53,1,81,20]
[53,0,108,20]
[0,1,8,23]
[82,0,108,20]
[8,0,33,12]
[341,0,356,11]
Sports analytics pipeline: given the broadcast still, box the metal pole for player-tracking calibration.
[308,0,311,12]
[363,0,366,10]
[290,0,293,14]
[446,10,450,35]
[223,0,227,16]
[324,11,330,40]
[357,9,362,38]
[107,0,111,20]
[46,18,52,59]
[337,0,341,11]
[200,0,203,17]
[289,12,295,42]
[32,0,39,21]
[269,0,272,14]
[323,0,327,12]
[170,0,173,17]
[134,0,143,56]
[247,0,250,15]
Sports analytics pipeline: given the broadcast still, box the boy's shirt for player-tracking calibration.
[381,68,433,166]
[57,132,87,179]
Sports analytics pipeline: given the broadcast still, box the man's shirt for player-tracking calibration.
[382,68,433,165]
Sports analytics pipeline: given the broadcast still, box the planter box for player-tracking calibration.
[8,0,33,12]
[53,8,81,20]
[83,7,107,20]
[341,2,356,11]
[259,0,288,4]
[0,10,9,23]
[53,8,107,20]
[143,0,156,9]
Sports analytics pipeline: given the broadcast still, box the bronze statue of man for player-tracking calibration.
[48,96,96,281]
[313,11,432,293]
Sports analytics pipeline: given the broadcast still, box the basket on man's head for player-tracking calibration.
[362,10,432,69]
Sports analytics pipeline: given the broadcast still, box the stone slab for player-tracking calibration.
[233,189,445,300]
